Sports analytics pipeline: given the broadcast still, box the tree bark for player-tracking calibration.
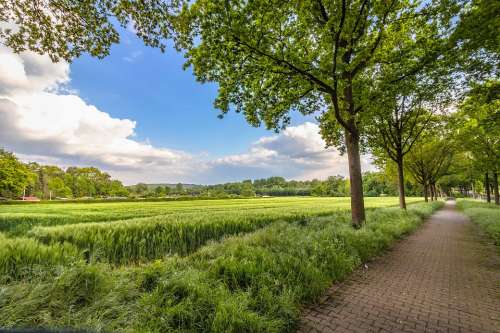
[396,153,406,209]
[430,184,435,201]
[485,172,491,203]
[493,172,499,205]
[423,184,429,202]
[345,129,365,228]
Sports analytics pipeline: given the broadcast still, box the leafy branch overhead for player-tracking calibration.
[0,0,182,62]
[2,1,457,138]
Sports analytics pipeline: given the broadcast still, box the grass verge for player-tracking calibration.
[456,200,500,245]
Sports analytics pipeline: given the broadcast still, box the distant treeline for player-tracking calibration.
[1,148,423,200]
[130,174,423,198]
[0,149,128,199]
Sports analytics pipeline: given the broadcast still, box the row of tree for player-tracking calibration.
[0,147,423,200]
[129,173,421,199]
[369,79,499,206]
[0,150,129,199]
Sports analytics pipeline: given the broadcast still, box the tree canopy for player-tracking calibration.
[0,149,34,198]
[0,149,129,199]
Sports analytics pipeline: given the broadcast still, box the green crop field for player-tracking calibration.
[0,196,441,332]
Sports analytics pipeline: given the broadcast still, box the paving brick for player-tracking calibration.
[296,202,500,333]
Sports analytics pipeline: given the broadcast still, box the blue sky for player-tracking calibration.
[0,29,372,185]
[70,30,309,157]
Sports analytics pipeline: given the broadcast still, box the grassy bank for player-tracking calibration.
[457,200,500,245]
[0,201,442,332]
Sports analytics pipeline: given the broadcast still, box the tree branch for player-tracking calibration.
[232,35,334,95]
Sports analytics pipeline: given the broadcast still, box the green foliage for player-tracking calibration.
[363,171,398,197]
[0,149,35,198]
[405,118,456,198]
[48,177,72,198]
[0,201,442,332]
[457,200,500,245]
[454,0,500,54]
[451,0,499,79]
[438,80,499,199]
[0,0,182,62]
[134,183,149,195]
[456,80,500,173]
[0,153,129,200]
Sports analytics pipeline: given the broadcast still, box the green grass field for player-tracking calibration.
[0,197,421,233]
[0,196,441,332]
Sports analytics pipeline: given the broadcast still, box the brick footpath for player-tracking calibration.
[298,202,500,333]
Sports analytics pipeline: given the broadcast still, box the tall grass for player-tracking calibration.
[1,197,423,280]
[29,209,336,264]
[28,199,425,265]
[457,200,500,245]
[0,202,442,332]
[0,233,79,282]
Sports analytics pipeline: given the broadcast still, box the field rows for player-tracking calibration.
[0,197,421,235]
[0,197,423,274]
[0,197,356,235]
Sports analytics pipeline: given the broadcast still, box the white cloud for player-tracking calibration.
[209,122,374,182]
[0,47,69,94]
[0,47,373,185]
[0,46,198,184]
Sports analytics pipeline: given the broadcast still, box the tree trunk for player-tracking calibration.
[485,172,491,203]
[493,172,499,205]
[345,129,365,228]
[430,184,435,201]
[423,184,429,202]
[396,153,406,209]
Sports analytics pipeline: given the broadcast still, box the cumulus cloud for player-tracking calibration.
[0,47,69,94]
[0,47,372,184]
[209,122,374,182]
[0,46,199,184]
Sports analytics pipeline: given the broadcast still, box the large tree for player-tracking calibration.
[1,0,459,225]
[366,75,450,209]
[172,0,457,226]
[406,124,455,202]
[367,100,429,208]
[454,80,500,204]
